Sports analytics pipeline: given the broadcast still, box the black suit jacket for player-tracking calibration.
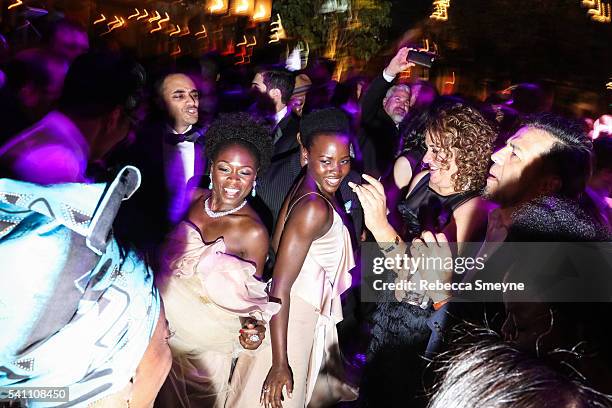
[359,74,401,177]
[252,111,302,233]
[112,120,204,253]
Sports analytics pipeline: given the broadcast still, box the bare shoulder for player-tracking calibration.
[238,209,269,242]
[452,196,494,242]
[454,196,493,217]
[407,170,429,195]
[286,193,333,237]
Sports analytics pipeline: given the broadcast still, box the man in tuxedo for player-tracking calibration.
[115,72,204,252]
[359,47,412,177]
[249,68,301,232]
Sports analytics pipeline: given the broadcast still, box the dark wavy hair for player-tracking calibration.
[205,112,273,172]
[426,100,497,191]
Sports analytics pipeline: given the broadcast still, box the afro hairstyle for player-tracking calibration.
[299,108,351,149]
[205,112,273,172]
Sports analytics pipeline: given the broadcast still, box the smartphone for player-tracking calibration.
[407,50,436,68]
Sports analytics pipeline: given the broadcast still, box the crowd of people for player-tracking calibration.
[1,17,611,408]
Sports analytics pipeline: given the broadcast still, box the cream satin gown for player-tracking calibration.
[156,222,280,408]
[228,192,358,407]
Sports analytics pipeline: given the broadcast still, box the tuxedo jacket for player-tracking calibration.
[359,74,402,177]
[252,111,302,233]
[113,120,204,252]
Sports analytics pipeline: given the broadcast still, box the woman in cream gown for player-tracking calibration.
[155,113,279,407]
[230,109,358,408]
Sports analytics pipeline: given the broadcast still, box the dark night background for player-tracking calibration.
[389,0,612,90]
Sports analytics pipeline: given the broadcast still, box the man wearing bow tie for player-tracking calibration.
[115,72,205,253]
[159,73,204,225]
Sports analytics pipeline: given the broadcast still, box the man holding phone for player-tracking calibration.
[359,47,414,178]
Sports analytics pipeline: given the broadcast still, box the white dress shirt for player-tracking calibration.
[274,106,289,126]
[163,124,198,224]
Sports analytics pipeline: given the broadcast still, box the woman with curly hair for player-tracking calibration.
[156,112,281,407]
[350,99,497,407]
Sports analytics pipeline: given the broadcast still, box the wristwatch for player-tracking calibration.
[402,290,431,309]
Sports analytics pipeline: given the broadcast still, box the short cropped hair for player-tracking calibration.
[522,113,592,198]
[299,108,351,149]
[260,69,295,105]
[384,84,411,101]
[429,334,612,408]
[205,112,273,172]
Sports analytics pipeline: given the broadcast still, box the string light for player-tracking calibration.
[7,0,23,10]
[195,24,208,38]
[269,14,286,43]
[179,26,191,37]
[148,10,161,23]
[136,9,149,20]
[237,35,248,47]
[128,8,140,19]
[430,0,450,21]
[581,0,611,23]
[150,12,170,33]
[169,25,181,36]
[101,16,125,35]
[170,45,182,56]
[93,14,107,24]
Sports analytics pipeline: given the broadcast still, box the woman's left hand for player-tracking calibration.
[239,318,266,350]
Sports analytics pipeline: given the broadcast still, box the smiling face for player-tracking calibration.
[383,87,411,124]
[484,126,556,207]
[423,130,460,195]
[161,74,199,133]
[210,143,257,210]
[303,133,351,196]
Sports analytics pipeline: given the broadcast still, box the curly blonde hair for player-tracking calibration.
[426,101,497,192]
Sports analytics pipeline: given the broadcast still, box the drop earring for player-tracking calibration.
[251,181,257,197]
[208,180,213,189]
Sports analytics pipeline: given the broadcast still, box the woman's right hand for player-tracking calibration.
[261,363,293,408]
[349,174,397,242]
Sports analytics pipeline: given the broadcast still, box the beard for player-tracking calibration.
[390,112,405,124]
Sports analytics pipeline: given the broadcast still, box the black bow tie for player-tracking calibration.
[165,128,202,145]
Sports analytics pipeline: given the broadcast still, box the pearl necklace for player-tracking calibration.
[204,197,247,218]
